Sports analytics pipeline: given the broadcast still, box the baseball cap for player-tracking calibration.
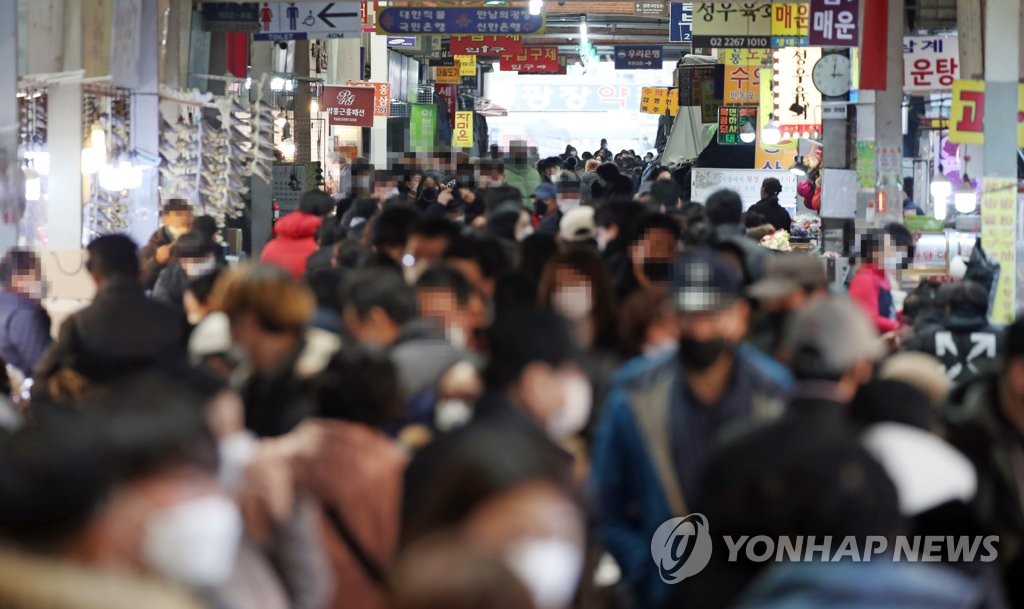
[670,248,744,312]
[559,206,597,242]
[778,294,882,376]
[534,182,557,201]
[163,198,192,213]
[747,253,828,302]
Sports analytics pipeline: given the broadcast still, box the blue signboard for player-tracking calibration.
[669,2,693,43]
[376,7,544,36]
[201,2,259,32]
[387,37,417,48]
[614,46,664,70]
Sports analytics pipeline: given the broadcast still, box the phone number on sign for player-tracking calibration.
[694,36,770,48]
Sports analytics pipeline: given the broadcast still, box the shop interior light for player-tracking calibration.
[761,120,781,146]
[954,176,977,214]
[789,155,809,176]
[930,170,951,199]
[529,0,543,15]
[739,121,756,144]
[81,147,101,175]
[278,138,296,159]
[310,99,320,114]
[90,124,107,167]
[933,193,948,221]
[23,167,40,202]
[119,160,143,191]
[580,18,588,44]
[24,150,50,176]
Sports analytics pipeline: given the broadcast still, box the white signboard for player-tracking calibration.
[253,2,361,41]
[903,35,959,92]
[691,168,799,215]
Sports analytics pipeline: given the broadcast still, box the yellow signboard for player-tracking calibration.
[435,66,460,84]
[980,178,1017,324]
[453,111,474,148]
[771,0,810,46]
[455,54,477,77]
[755,67,797,169]
[640,87,679,116]
[721,49,770,105]
[949,79,1024,147]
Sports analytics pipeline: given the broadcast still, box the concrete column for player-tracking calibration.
[873,0,904,224]
[250,41,275,257]
[0,0,18,250]
[26,0,64,74]
[369,25,389,168]
[294,41,312,164]
[46,84,83,249]
[126,0,161,246]
[983,0,1019,179]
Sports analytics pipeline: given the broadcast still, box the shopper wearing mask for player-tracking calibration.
[141,198,194,289]
[0,248,52,379]
[618,212,681,301]
[504,140,542,205]
[153,231,221,312]
[532,183,560,235]
[590,248,788,609]
[537,174,583,237]
[487,204,534,258]
[538,249,618,354]
[849,223,914,334]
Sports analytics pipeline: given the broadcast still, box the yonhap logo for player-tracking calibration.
[650,513,713,583]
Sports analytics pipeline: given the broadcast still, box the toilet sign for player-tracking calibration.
[254,2,362,41]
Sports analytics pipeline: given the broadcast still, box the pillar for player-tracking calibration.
[0,0,17,250]
[250,41,275,258]
[873,0,904,224]
[294,41,312,164]
[369,23,389,168]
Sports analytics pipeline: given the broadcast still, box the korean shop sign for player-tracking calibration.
[456,54,477,77]
[346,81,391,116]
[771,1,809,47]
[693,3,772,49]
[808,0,858,46]
[500,47,563,74]
[376,6,545,36]
[669,2,694,42]
[614,46,664,70]
[773,47,822,138]
[449,35,523,56]
[409,104,437,153]
[718,105,758,144]
[434,66,461,84]
[721,48,770,104]
[903,35,959,92]
[641,88,680,115]
[949,80,1024,147]
[323,86,374,127]
[453,111,474,148]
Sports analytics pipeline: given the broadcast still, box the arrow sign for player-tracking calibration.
[317,2,358,28]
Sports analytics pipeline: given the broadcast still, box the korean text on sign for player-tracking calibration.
[640,88,679,115]
[449,35,523,56]
[808,0,858,47]
[346,81,391,116]
[903,35,959,92]
[453,111,474,148]
[323,86,375,127]
[376,8,545,36]
[949,79,1024,147]
[771,1,809,47]
[718,105,758,145]
[693,3,773,49]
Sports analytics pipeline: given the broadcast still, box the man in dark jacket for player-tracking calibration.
[152,230,220,312]
[33,235,187,393]
[139,198,193,289]
[746,177,792,232]
[904,280,1003,384]
[706,189,769,284]
[0,249,51,376]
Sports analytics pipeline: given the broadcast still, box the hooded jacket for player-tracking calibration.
[504,163,542,204]
[260,212,323,281]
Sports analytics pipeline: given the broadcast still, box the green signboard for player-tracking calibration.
[410,104,436,153]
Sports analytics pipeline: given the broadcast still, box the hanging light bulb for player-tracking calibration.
[118,160,143,191]
[930,170,951,200]
[25,151,50,176]
[310,99,320,114]
[954,176,977,214]
[278,138,296,159]
[529,0,543,16]
[761,120,781,146]
[98,163,123,192]
[933,193,948,221]
[90,123,107,166]
[739,120,756,144]
[81,147,101,175]
[23,167,40,202]
[789,155,809,177]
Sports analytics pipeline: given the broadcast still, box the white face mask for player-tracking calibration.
[218,431,259,493]
[446,325,468,349]
[557,198,581,214]
[355,176,372,190]
[381,187,400,199]
[596,228,612,252]
[182,257,217,278]
[505,538,584,609]
[881,251,906,270]
[516,225,534,242]
[435,398,473,432]
[552,285,592,322]
[23,280,46,301]
[547,373,592,441]
[142,494,243,588]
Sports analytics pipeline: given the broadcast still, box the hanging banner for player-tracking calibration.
[771,1,809,47]
[678,64,724,123]
[721,48,770,105]
[346,81,391,116]
[614,46,664,70]
[376,7,545,36]
[773,47,823,138]
[434,66,460,84]
[449,35,523,56]
[903,35,959,92]
[323,86,375,127]
[949,80,1024,146]
[808,0,858,46]
[692,2,772,49]
[500,47,563,73]
[640,87,680,115]
[669,2,694,43]
[409,104,437,153]
[717,105,758,144]
[453,111,474,148]
[456,54,477,76]
[981,178,1018,324]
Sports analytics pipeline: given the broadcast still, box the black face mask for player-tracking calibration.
[420,187,439,204]
[534,199,548,216]
[642,260,673,283]
[678,337,731,371]
[748,310,789,355]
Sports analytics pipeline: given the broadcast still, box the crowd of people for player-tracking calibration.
[0,139,1021,609]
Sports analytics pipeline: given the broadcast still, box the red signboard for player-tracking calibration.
[346,81,391,116]
[323,86,375,127]
[449,35,524,57]
[500,47,563,74]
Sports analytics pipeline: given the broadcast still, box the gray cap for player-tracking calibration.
[747,253,828,303]
[778,294,882,376]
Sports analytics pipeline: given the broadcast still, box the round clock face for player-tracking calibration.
[812,54,852,97]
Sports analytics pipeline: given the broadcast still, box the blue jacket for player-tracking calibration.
[0,292,51,376]
[590,350,787,609]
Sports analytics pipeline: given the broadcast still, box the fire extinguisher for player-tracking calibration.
[272,200,280,226]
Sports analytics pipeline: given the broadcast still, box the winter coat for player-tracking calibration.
[504,163,542,203]
[0,291,51,376]
[849,263,899,333]
[260,212,323,281]
[747,197,793,232]
[139,227,175,289]
[904,313,1003,384]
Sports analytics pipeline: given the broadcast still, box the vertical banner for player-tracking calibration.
[808,0,859,46]
[453,111,474,149]
[981,178,1018,324]
[410,104,437,153]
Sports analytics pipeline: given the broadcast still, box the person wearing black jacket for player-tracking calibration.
[747,177,792,232]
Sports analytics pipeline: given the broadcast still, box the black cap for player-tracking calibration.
[484,309,578,389]
[670,248,744,312]
[162,198,191,213]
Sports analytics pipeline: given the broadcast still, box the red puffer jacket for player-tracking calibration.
[260,211,323,280]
